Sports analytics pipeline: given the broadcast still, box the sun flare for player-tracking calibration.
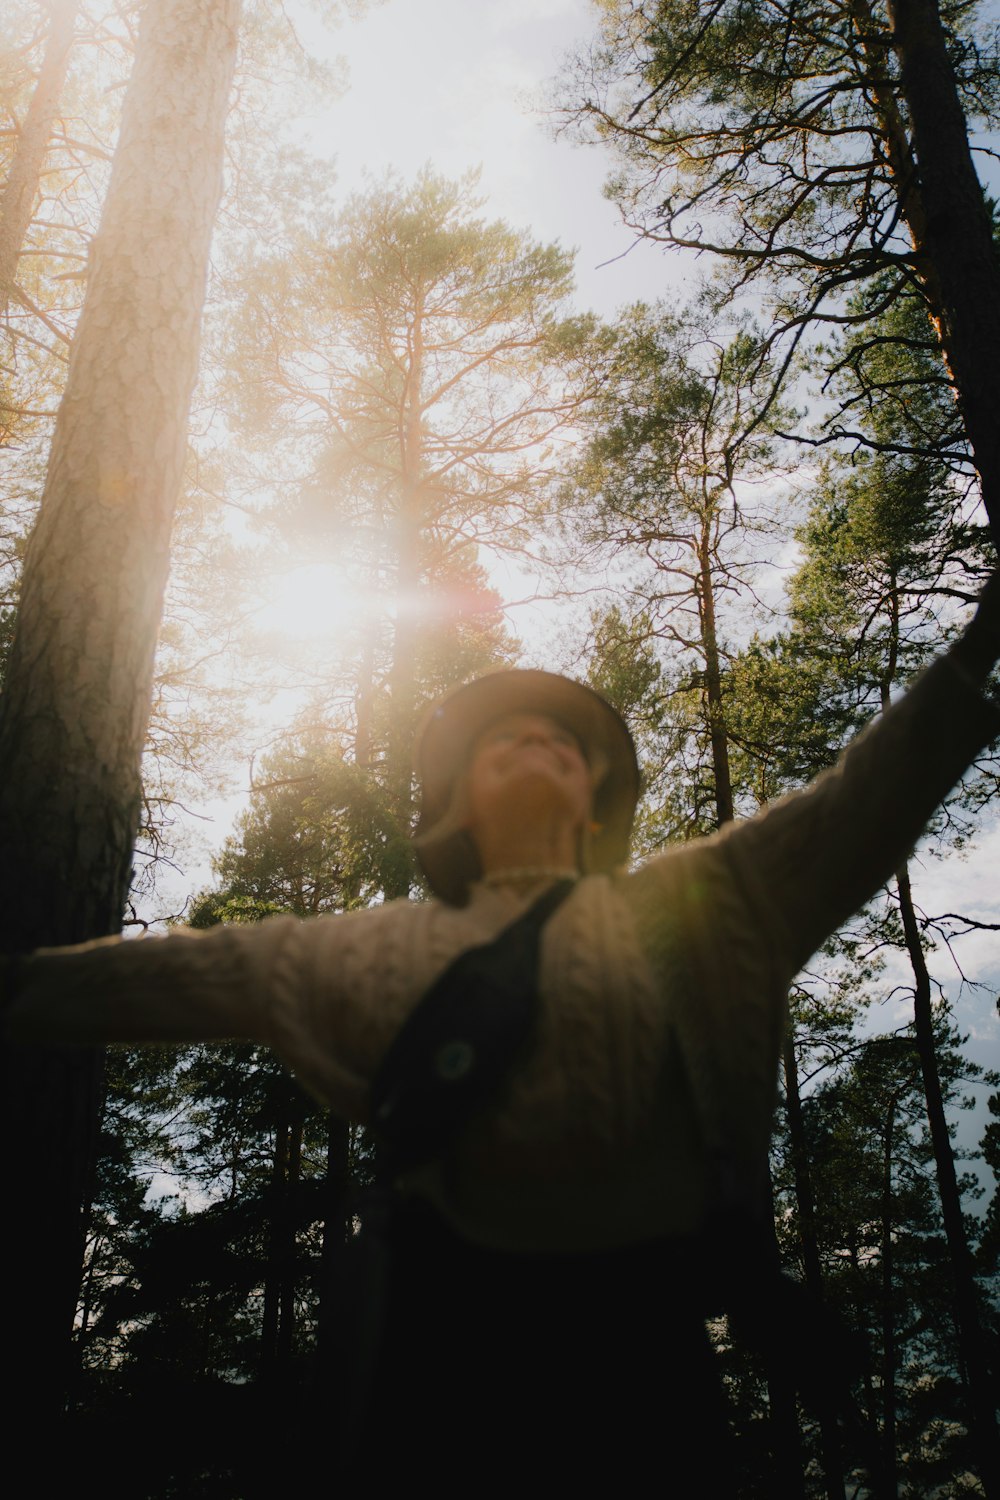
[256,562,368,644]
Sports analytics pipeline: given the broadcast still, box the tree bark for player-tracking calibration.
[261,1102,290,1376]
[385,293,426,897]
[0,0,81,324]
[895,861,1000,1497]
[260,1094,303,1377]
[762,1170,806,1499]
[880,1092,899,1500]
[697,516,734,826]
[783,1028,846,1500]
[317,1117,351,1397]
[869,602,999,1494]
[0,0,240,1426]
[707,639,803,1490]
[277,1110,302,1368]
[887,0,1000,549]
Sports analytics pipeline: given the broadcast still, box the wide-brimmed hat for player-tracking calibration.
[412,669,641,905]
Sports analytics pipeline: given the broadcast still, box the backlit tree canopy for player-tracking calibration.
[0,2,998,1492]
[559,0,1000,538]
[219,169,589,859]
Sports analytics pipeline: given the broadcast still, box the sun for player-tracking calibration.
[255,561,369,645]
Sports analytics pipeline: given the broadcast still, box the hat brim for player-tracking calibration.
[413,670,640,905]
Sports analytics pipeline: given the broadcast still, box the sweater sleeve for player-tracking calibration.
[5,916,302,1047]
[712,650,1000,980]
[2,900,446,1122]
[623,650,999,1180]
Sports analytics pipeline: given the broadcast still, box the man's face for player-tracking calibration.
[463,713,594,837]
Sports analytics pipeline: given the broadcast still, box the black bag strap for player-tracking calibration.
[369,879,575,1177]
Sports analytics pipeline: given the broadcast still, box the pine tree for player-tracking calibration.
[562,304,785,837]
[216,168,583,888]
[0,0,81,327]
[0,0,241,1427]
[742,404,1000,1489]
[558,0,1000,543]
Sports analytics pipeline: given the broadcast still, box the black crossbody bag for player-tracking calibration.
[340,880,574,1443]
[369,879,575,1177]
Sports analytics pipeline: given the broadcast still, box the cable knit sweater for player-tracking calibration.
[7,653,1000,1252]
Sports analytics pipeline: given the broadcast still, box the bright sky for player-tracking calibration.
[235,1,707,682]
[297,0,692,319]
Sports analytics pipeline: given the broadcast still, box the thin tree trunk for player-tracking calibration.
[0,0,80,324]
[385,297,425,898]
[847,1232,878,1424]
[710,649,803,1490]
[869,591,995,1494]
[880,1093,899,1499]
[886,0,1000,549]
[895,861,1000,1496]
[698,518,734,826]
[317,1117,351,1399]
[0,0,240,1428]
[261,1106,290,1375]
[783,1028,846,1500]
[873,598,998,1494]
[763,1170,805,1500]
[277,1111,303,1368]
[354,631,376,772]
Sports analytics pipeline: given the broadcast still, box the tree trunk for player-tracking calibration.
[708,634,802,1489]
[848,0,935,290]
[887,0,1000,550]
[317,1117,351,1397]
[762,1170,806,1499]
[697,517,734,826]
[0,0,240,1428]
[261,1095,303,1377]
[277,1111,302,1368]
[384,295,425,898]
[880,1093,899,1500]
[895,861,1000,1496]
[870,601,998,1493]
[783,1027,846,1500]
[0,0,80,324]
[354,630,376,771]
[261,1104,290,1376]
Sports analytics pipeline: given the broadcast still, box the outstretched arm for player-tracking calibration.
[2,916,300,1046]
[714,572,1000,981]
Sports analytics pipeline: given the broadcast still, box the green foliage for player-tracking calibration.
[754,334,998,1496]
[558,0,1000,540]
[978,1064,1000,1276]
[816,276,973,474]
[561,0,999,318]
[211,167,576,875]
[219,165,585,528]
[195,734,411,915]
[724,634,859,799]
[775,1017,997,1490]
[567,304,777,533]
[564,302,787,837]
[77,1031,341,1492]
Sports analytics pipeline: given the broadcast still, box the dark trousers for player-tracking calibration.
[343,1198,736,1490]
